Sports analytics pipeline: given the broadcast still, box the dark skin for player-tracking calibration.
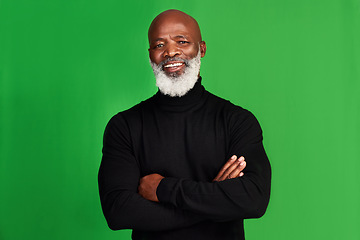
[139,10,246,202]
[148,9,206,77]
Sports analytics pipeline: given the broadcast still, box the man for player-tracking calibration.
[98,9,271,240]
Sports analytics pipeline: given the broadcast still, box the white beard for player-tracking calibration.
[150,50,201,97]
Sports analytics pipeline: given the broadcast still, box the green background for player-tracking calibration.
[1,0,359,239]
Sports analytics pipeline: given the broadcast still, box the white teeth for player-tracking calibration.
[164,62,183,68]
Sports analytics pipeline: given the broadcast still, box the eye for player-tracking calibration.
[154,43,164,49]
[178,41,189,44]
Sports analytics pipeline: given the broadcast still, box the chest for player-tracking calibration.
[130,108,230,181]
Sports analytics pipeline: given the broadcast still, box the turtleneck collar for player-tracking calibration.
[153,77,207,107]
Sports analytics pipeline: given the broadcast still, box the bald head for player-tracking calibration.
[148,10,203,44]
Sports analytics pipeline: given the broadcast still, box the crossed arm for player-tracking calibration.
[99,152,249,231]
[138,155,246,202]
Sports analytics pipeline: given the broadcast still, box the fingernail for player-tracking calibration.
[240,172,244,177]
[239,156,245,161]
[232,155,237,160]
[240,161,246,166]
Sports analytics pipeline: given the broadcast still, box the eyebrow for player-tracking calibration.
[153,38,165,43]
[173,35,189,39]
[152,35,189,43]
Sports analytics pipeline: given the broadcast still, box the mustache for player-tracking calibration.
[159,57,189,68]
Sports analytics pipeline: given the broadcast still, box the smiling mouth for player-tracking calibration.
[162,61,185,73]
[164,62,184,68]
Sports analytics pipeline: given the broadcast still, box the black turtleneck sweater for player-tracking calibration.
[98,78,271,240]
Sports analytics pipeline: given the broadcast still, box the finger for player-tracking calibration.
[237,157,246,172]
[228,159,246,179]
[213,155,237,181]
[218,157,244,181]
[215,157,240,181]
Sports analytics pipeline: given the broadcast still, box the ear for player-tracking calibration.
[148,47,152,60]
[199,41,207,58]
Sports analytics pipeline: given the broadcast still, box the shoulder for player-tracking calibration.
[109,95,155,123]
[205,90,261,133]
[105,95,156,134]
[206,91,255,119]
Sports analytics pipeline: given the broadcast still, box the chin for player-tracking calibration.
[165,71,183,78]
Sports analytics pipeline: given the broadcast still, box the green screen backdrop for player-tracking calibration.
[1,0,359,239]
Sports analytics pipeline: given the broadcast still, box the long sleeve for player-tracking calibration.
[156,111,271,222]
[98,114,204,231]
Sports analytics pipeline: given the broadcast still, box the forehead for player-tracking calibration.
[150,23,191,40]
[148,16,200,43]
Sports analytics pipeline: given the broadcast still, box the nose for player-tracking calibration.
[163,43,180,58]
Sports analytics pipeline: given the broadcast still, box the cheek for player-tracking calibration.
[183,46,199,58]
[149,52,162,64]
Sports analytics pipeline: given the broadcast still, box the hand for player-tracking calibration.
[138,173,164,202]
[213,155,246,182]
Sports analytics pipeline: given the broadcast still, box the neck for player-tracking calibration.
[154,77,205,106]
